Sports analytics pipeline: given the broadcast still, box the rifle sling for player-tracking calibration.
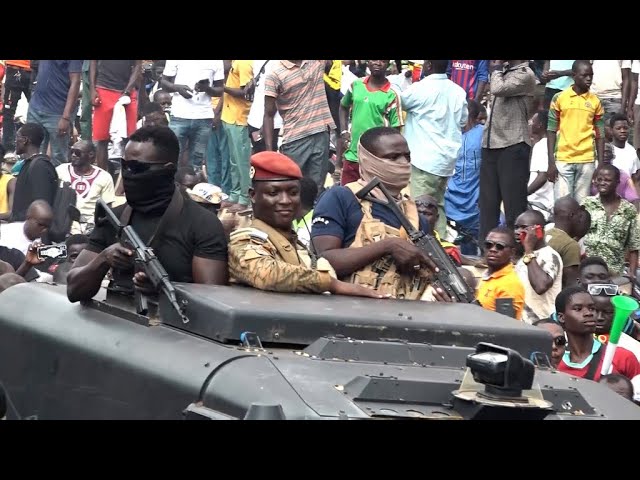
[119,187,184,249]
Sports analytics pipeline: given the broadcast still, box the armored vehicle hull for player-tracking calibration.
[0,283,638,420]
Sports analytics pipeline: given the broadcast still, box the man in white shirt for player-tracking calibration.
[401,59,468,236]
[56,140,115,234]
[0,200,52,254]
[161,61,225,168]
[591,60,632,140]
[514,209,563,325]
[527,110,554,219]
[609,113,640,178]
[247,60,283,153]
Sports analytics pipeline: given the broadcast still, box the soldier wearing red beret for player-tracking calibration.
[227,151,387,298]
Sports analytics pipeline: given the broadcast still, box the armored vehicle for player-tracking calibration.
[0,282,638,420]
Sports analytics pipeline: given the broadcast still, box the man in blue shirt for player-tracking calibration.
[401,59,468,237]
[311,127,446,301]
[27,60,83,166]
[444,100,486,255]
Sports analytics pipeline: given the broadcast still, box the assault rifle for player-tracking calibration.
[96,199,189,323]
[355,178,477,303]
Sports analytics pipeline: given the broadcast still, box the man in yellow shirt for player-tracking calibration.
[0,145,15,219]
[324,60,342,145]
[220,60,253,211]
[476,226,525,320]
[547,60,605,203]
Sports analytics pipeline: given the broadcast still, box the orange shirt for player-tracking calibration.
[476,263,525,320]
[5,60,30,70]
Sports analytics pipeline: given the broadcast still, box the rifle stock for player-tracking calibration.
[355,178,476,303]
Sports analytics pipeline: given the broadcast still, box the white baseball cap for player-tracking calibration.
[186,183,228,205]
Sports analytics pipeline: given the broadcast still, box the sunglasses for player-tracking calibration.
[484,240,511,251]
[553,336,567,347]
[587,284,619,296]
[70,149,84,156]
[121,159,166,174]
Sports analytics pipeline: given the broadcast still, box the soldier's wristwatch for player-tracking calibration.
[522,252,537,265]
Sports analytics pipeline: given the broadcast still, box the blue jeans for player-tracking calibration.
[453,219,479,256]
[554,161,595,204]
[26,107,69,166]
[206,125,231,195]
[222,122,251,205]
[169,116,213,168]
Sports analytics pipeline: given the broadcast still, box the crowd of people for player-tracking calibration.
[1,59,640,407]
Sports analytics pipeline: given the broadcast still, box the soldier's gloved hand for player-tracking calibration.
[100,243,134,269]
[133,272,159,295]
[385,238,439,275]
[330,278,391,299]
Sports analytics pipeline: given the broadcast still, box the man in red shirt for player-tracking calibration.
[555,286,640,382]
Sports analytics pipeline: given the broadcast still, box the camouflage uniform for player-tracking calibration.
[228,218,335,293]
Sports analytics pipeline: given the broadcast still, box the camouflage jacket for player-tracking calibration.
[228,218,334,293]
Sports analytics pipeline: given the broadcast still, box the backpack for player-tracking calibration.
[27,156,77,243]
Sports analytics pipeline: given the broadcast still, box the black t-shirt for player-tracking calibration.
[0,246,38,281]
[12,155,58,222]
[86,195,228,291]
[96,60,137,92]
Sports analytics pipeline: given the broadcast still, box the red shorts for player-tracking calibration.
[340,160,360,185]
[92,87,138,141]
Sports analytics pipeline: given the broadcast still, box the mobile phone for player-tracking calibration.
[495,298,515,318]
[535,224,543,239]
[36,244,67,261]
[251,130,263,143]
[518,225,544,243]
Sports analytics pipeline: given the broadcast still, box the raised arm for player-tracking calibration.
[66,245,132,302]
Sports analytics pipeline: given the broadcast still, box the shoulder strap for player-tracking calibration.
[25,154,47,176]
[255,60,270,84]
[345,182,419,233]
[119,187,184,248]
[584,343,605,381]
[344,182,375,220]
[250,218,301,265]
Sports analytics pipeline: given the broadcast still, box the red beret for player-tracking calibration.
[250,151,302,181]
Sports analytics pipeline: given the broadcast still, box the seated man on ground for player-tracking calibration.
[514,209,563,324]
[476,226,525,320]
[546,196,589,288]
[51,234,90,285]
[0,200,52,255]
[533,318,567,369]
[555,286,640,382]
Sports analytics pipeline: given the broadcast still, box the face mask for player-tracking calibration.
[357,141,411,200]
[122,165,176,213]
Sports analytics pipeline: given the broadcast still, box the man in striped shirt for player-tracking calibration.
[447,60,489,102]
[263,61,336,189]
